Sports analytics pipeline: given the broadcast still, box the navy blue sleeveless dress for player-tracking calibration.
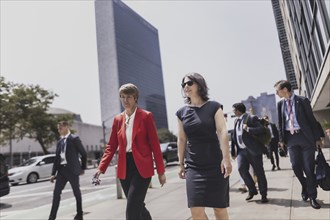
[176,101,229,208]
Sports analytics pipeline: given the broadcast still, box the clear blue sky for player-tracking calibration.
[1,0,286,134]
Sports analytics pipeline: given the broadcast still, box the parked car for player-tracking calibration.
[160,142,178,167]
[8,154,56,186]
[0,154,10,197]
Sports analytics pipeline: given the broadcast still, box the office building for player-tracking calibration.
[271,0,330,126]
[0,108,103,166]
[271,0,298,89]
[95,0,168,131]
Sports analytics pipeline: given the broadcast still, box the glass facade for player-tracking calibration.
[95,0,168,130]
[271,0,298,89]
[285,0,330,98]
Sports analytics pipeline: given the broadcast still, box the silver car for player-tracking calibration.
[8,154,55,186]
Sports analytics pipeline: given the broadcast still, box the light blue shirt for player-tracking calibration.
[284,94,301,131]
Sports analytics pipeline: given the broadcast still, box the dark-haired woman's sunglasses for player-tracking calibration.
[181,81,194,88]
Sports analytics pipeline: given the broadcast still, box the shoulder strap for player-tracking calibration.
[243,114,249,124]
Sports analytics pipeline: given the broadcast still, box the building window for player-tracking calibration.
[309,0,315,10]
[315,6,327,54]
[312,22,324,66]
[302,0,313,31]
[325,0,330,18]
[317,0,330,42]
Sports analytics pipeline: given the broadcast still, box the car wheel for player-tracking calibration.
[27,172,38,184]
[163,158,168,167]
[11,183,19,186]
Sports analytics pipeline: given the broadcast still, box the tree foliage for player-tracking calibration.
[157,128,177,143]
[0,77,73,154]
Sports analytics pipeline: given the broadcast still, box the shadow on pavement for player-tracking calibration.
[0,203,12,210]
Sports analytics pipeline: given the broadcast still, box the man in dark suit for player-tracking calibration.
[49,121,87,220]
[231,103,268,203]
[274,80,323,209]
[263,115,280,171]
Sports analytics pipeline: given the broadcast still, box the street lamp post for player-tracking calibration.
[101,114,123,199]
[102,121,106,148]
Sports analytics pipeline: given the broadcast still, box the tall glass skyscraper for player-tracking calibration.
[95,0,168,130]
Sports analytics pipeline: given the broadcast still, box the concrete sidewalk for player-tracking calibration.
[2,148,330,220]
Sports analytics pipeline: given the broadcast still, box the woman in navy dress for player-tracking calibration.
[176,73,232,220]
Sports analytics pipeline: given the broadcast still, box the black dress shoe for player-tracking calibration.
[74,214,83,220]
[261,195,269,203]
[271,165,276,171]
[310,199,321,209]
[246,192,258,201]
[277,167,281,170]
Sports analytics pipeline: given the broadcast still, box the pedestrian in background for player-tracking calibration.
[94,83,166,220]
[176,73,232,220]
[262,115,281,171]
[231,132,256,193]
[49,121,87,220]
[231,103,268,203]
[274,80,323,209]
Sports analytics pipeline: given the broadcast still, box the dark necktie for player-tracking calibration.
[125,116,131,127]
[60,138,66,153]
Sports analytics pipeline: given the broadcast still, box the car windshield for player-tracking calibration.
[20,158,37,166]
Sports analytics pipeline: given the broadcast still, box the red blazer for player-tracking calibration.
[98,108,165,179]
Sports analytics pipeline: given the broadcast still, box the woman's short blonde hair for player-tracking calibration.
[119,83,139,100]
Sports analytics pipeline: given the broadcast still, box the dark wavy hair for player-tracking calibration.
[274,80,292,92]
[232,103,246,114]
[181,72,209,104]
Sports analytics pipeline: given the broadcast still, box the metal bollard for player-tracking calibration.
[115,165,123,199]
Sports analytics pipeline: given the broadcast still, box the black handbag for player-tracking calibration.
[279,146,287,157]
[315,148,330,191]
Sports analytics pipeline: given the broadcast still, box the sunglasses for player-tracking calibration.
[181,81,194,88]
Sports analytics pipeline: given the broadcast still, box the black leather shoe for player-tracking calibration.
[277,167,281,170]
[310,199,321,209]
[261,195,269,203]
[301,191,308,201]
[271,165,276,171]
[246,192,258,201]
[74,214,83,220]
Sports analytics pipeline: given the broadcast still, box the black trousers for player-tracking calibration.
[268,143,280,167]
[49,166,82,219]
[120,153,152,220]
[286,131,317,199]
[237,148,268,196]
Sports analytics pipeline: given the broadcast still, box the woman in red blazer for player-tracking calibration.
[94,83,166,220]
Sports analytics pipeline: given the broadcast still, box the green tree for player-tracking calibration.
[157,128,177,143]
[0,77,73,154]
[0,77,21,144]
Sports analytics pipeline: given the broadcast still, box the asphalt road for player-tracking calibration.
[0,166,118,212]
[0,163,181,214]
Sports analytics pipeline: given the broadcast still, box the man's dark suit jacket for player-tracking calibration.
[277,95,321,146]
[52,134,87,176]
[231,114,266,157]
